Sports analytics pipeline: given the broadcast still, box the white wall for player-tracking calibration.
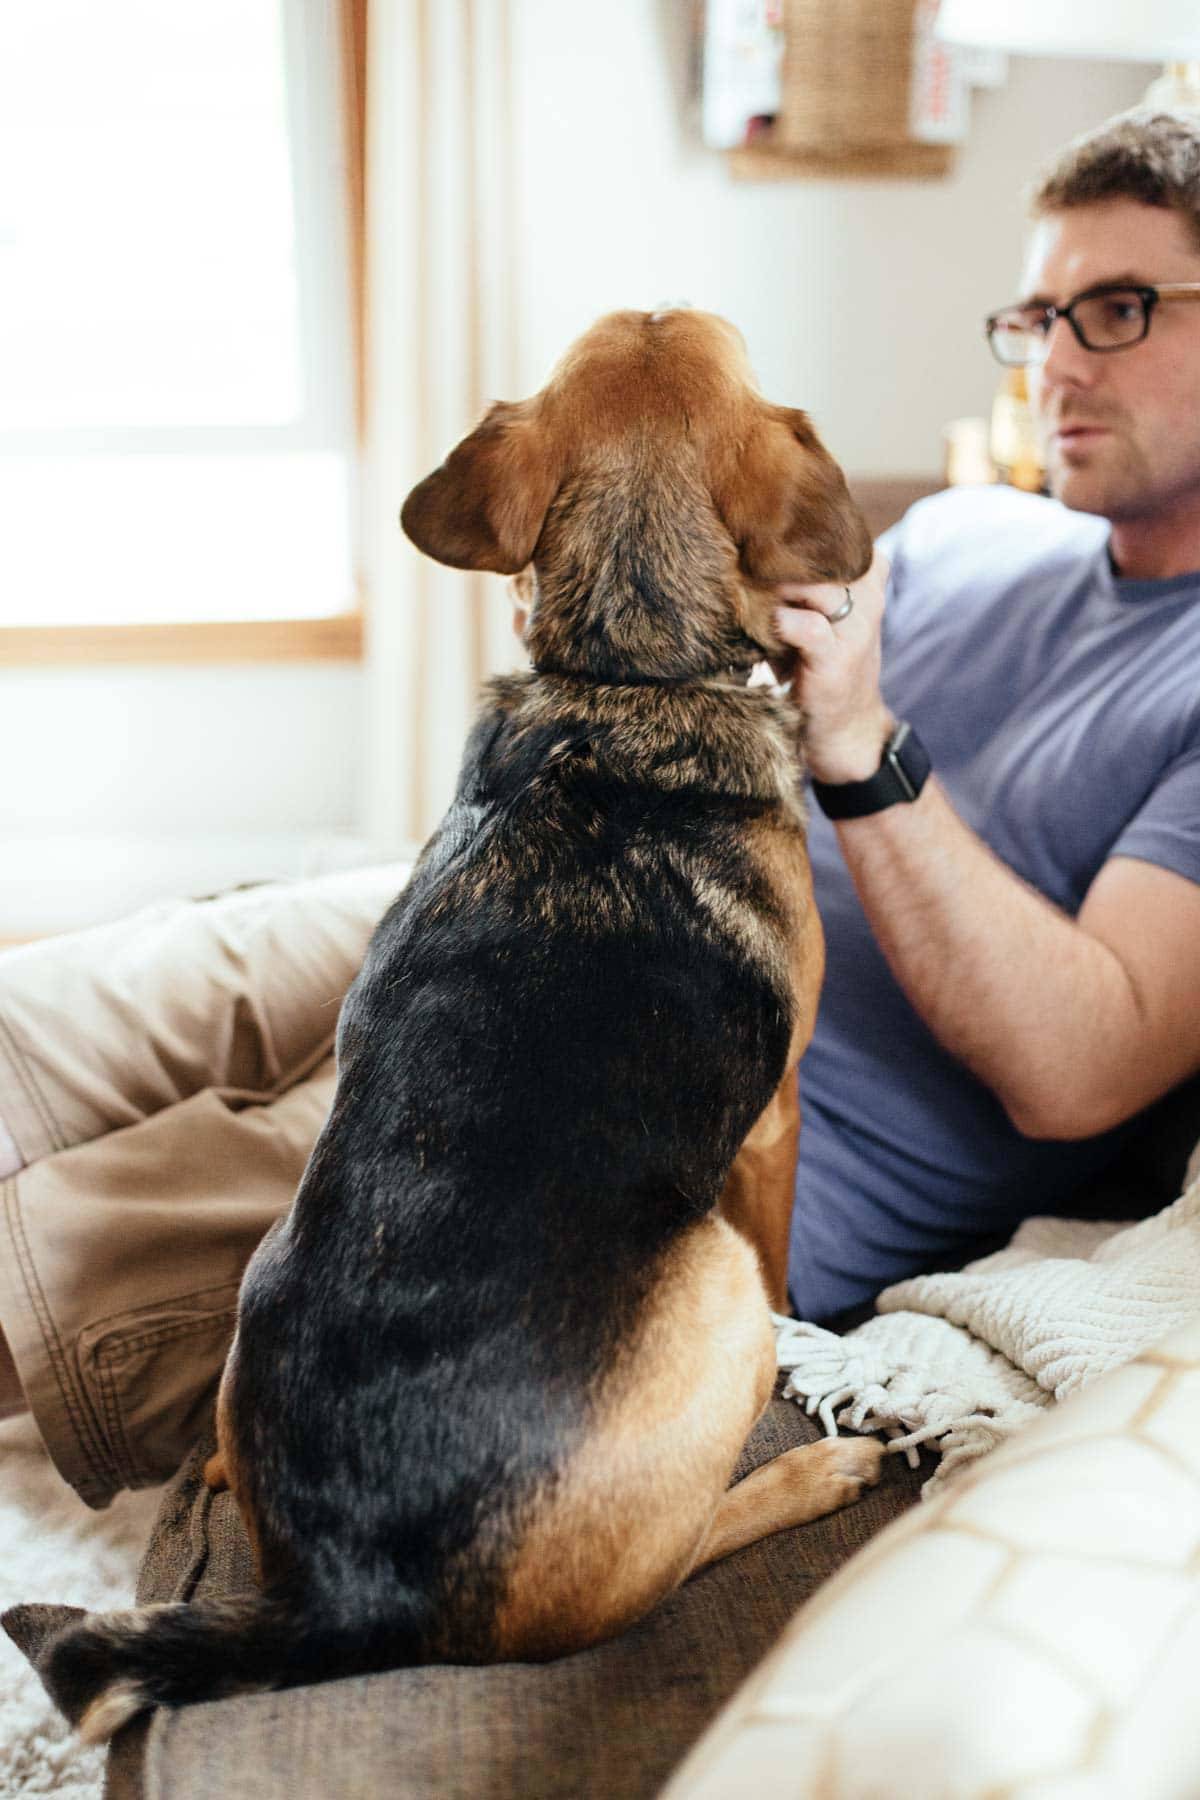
[510,1,1147,473]
[0,662,365,938]
[1,5,1149,936]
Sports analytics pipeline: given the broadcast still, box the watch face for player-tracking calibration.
[883,725,921,803]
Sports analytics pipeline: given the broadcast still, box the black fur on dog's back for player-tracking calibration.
[235,673,799,1644]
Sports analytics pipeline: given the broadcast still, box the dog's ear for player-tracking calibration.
[714,406,873,586]
[400,401,561,574]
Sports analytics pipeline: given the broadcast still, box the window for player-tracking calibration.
[0,0,357,633]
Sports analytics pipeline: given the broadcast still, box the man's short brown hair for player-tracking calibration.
[1031,109,1200,253]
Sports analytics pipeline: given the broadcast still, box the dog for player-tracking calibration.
[14,307,881,1742]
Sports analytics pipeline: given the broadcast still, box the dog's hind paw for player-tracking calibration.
[779,1435,885,1523]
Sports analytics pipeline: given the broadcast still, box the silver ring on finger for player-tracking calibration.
[827,587,854,625]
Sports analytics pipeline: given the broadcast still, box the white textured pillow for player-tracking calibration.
[664,1318,1200,1799]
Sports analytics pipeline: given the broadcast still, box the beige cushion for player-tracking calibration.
[665,1320,1200,1799]
[100,1394,927,1798]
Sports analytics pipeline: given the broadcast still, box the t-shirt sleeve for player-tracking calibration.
[1109,741,1200,888]
[875,518,907,655]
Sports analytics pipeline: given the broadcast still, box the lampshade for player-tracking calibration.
[935,0,1200,64]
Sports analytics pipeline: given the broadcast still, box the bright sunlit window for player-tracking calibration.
[0,0,354,626]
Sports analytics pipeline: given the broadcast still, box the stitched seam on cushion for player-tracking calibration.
[92,1309,236,1489]
[179,1482,217,1605]
[0,1012,67,1156]
[2,1177,109,1491]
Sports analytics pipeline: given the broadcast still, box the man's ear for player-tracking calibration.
[714,406,873,586]
[400,401,561,574]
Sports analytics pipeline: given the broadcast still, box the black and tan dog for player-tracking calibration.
[14,308,881,1741]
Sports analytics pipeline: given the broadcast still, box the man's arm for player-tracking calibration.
[775,555,1200,1141]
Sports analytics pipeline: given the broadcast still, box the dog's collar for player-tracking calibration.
[529,661,759,688]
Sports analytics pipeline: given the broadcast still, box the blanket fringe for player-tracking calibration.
[772,1313,1049,1495]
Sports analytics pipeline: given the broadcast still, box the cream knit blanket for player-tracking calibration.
[775,1163,1200,1495]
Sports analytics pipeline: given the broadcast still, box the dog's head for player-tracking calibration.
[401,309,871,681]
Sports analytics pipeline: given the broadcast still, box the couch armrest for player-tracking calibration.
[664,1320,1200,1798]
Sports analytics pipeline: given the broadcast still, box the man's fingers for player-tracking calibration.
[773,605,840,661]
[776,547,891,622]
[776,579,846,616]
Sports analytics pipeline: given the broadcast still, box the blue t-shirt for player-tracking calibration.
[789,485,1200,1322]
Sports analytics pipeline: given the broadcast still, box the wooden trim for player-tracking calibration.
[0,612,364,666]
[729,142,954,182]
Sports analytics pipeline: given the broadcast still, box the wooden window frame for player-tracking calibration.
[0,610,364,667]
[1,0,367,669]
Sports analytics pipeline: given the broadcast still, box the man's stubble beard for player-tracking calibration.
[1044,428,1152,521]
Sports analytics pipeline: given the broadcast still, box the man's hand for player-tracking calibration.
[773,549,892,783]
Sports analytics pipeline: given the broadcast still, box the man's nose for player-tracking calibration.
[1038,313,1095,387]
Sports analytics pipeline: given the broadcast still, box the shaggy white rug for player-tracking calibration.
[0,1414,162,1798]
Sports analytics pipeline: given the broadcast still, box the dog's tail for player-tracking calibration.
[3,1592,403,1743]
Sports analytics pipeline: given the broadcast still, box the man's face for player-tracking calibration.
[1022,199,1200,523]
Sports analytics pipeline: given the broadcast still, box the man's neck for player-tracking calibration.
[1108,502,1200,581]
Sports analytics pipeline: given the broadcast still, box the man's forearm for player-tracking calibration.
[776,554,1200,1138]
[832,776,1143,1139]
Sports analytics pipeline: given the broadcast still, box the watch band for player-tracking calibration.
[811,721,931,820]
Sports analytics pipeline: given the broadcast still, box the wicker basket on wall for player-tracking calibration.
[732,0,955,182]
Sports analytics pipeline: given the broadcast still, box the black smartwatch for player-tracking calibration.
[811,721,931,820]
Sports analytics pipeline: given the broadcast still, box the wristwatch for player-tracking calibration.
[811,721,931,820]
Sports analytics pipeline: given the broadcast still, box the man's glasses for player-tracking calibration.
[985,282,1200,368]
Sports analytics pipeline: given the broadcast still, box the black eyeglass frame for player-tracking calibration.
[984,281,1200,367]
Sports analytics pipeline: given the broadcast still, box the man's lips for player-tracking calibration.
[1049,422,1113,455]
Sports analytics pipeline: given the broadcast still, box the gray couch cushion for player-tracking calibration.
[105,1396,926,1798]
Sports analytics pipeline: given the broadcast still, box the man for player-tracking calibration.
[776,109,1200,1321]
